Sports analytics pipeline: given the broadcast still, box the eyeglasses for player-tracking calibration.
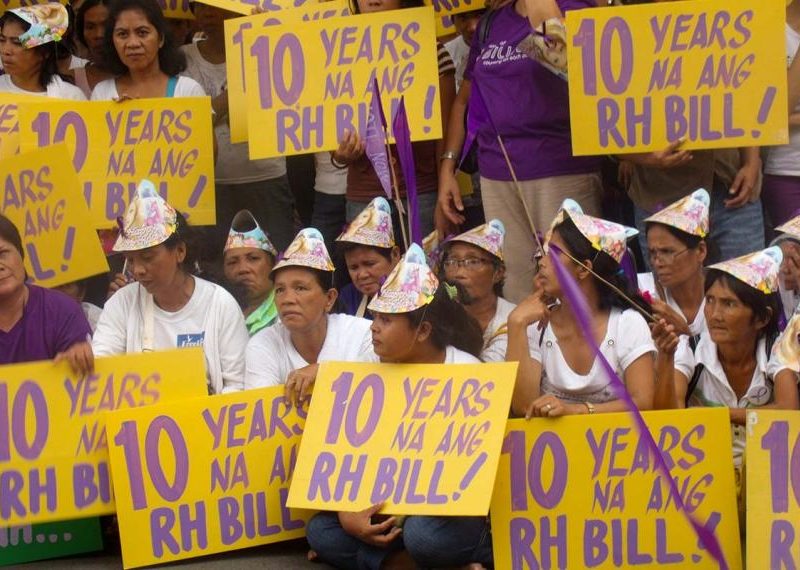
[647,247,689,264]
[442,258,493,271]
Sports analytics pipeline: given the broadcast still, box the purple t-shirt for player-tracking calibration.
[464,0,603,181]
[0,285,92,365]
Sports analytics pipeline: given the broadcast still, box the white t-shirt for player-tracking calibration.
[444,35,470,91]
[92,277,248,394]
[0,74,86,100]
[90,75,206,100]
[82,301,102,333]
[530,308,655,404]
[482,297,516,362]
[444,345,482,364]
[181,43,286,184]
[638,272,707,336]
[314,151,348,195]
[245,313,375,388]
[765,24,800,176]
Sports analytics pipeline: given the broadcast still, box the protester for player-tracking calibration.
[222,210,278,336]
[441,218,515,361]
[71,0,113,96]
[0,3,86,99]
[638,189,710,337]
[306,243,489,570]
[91,0,205,99]
[182,1,296,253]
[0,214,93,366]
[508,200,655,417]
[91,180,248,394]
[335,197,400,317]
[331,0,456,242]
[771,214,800,318]
[438,0,603,303]
[55,278,104,332]
[244,228,374,395]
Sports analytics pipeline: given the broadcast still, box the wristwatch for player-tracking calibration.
[584,401,596,414]
[440,150,459,162]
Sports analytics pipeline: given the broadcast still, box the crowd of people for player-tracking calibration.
[2,0,800,567]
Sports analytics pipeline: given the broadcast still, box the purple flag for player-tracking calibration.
[459,81,493,171]
[392,97,421,245]
[365,78,392,199]
[547,244,729,570]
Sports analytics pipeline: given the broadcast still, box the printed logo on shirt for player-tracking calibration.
[480,40,527,68]
[177,332,206,347]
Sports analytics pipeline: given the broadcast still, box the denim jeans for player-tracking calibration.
[403,515,493,568]
[346,192,437,247]
[305,512,402,570]
[634,178,764,270]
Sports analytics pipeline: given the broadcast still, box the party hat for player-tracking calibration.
[10,3,68,48]
[368,243,438,313]
[709,246,783,295]
[113,180,177,252]
[546,199,637,263]
[336,197,395,249]
[273,228,334,273]
[644,189,710,238]
[450,219,505,260]
[224,210,277,255]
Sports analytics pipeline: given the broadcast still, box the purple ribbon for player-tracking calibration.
[392,97,421,246]
[365,78,392,199]
[548,244,729,570]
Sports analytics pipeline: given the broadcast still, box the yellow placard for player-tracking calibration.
[224,0,351,143]
[0,94,29,159]
[0,0,66,7]
[243,7,442,158]
[288,361,516,515]
[746,410,800,569]
[490,410,742,569]
[0,349,207,526]
[17,98,215,229]
[0,146,109,288]
[566,0,788,155]
[423,0,483,37]
[157,0,194,19]
[105,387,309,569]
[197,0,319,16]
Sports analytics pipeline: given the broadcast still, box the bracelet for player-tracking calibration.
[584,401,595,415]
[330,153,348,170]
[440,150,459,162]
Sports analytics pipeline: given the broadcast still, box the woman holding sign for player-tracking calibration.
[507,200,656,418]
[90,180,249,394]
[0,3,86,100]
[306,243,490,570]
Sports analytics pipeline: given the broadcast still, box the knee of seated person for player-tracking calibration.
[305,512,338,551]
[401,516,441,561]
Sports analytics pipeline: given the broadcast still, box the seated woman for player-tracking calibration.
[336,197,400,318]
[638,189,710,337]
[0,214,92,366]
[245,228,374,396]
[223,210,278,336]
[92,180,248,394]
[306,243,490,570]
[441,219,515,361]
[508,200,656,418]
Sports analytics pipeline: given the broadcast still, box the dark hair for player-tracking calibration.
[349,0,423,14]
[76,0,110,50]
[272,265,335,291]
[440,241,505,298]
[402,285,484,358]
[0,12,61,89]
[161,212,198,273]
[554,217,653,317]
[704,269,781,342]
[102,0,187,76]
[338,242,394,263]
[645,222,720,266]
[0,214,24,259]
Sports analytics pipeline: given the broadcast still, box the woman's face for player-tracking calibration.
[0,19,44,79]
[124,243,185,297]
[442,243,500,303]
[356,0,402,13]
[112,9,162,73]
[274,268,336,332]
[370,312,421,362]
[704,279,765,346]
[535,231,581,298]
[192,3,234,34]
[0,237,25,299]
[646,224,705,289]
[83,4,110,61]
[344,246,397,297]
[223,248,274,302]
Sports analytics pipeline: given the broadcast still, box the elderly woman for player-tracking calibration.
[223,210,278,336]
[440,218,514,361]
[91,180,248,394]
[245,228,374,400]
[0,3,86,99]
[0,214,92,365]
[336,197,400,318]
[638,189,711,337]
[90,0,204,100]
[508,200,656,418]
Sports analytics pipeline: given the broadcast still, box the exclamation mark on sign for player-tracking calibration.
[188,175,207,208]
[752,86,777,138]
[451,451,488,500]
[690,511,722,563]
[423,86,436,134]
[61,227,76,271]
